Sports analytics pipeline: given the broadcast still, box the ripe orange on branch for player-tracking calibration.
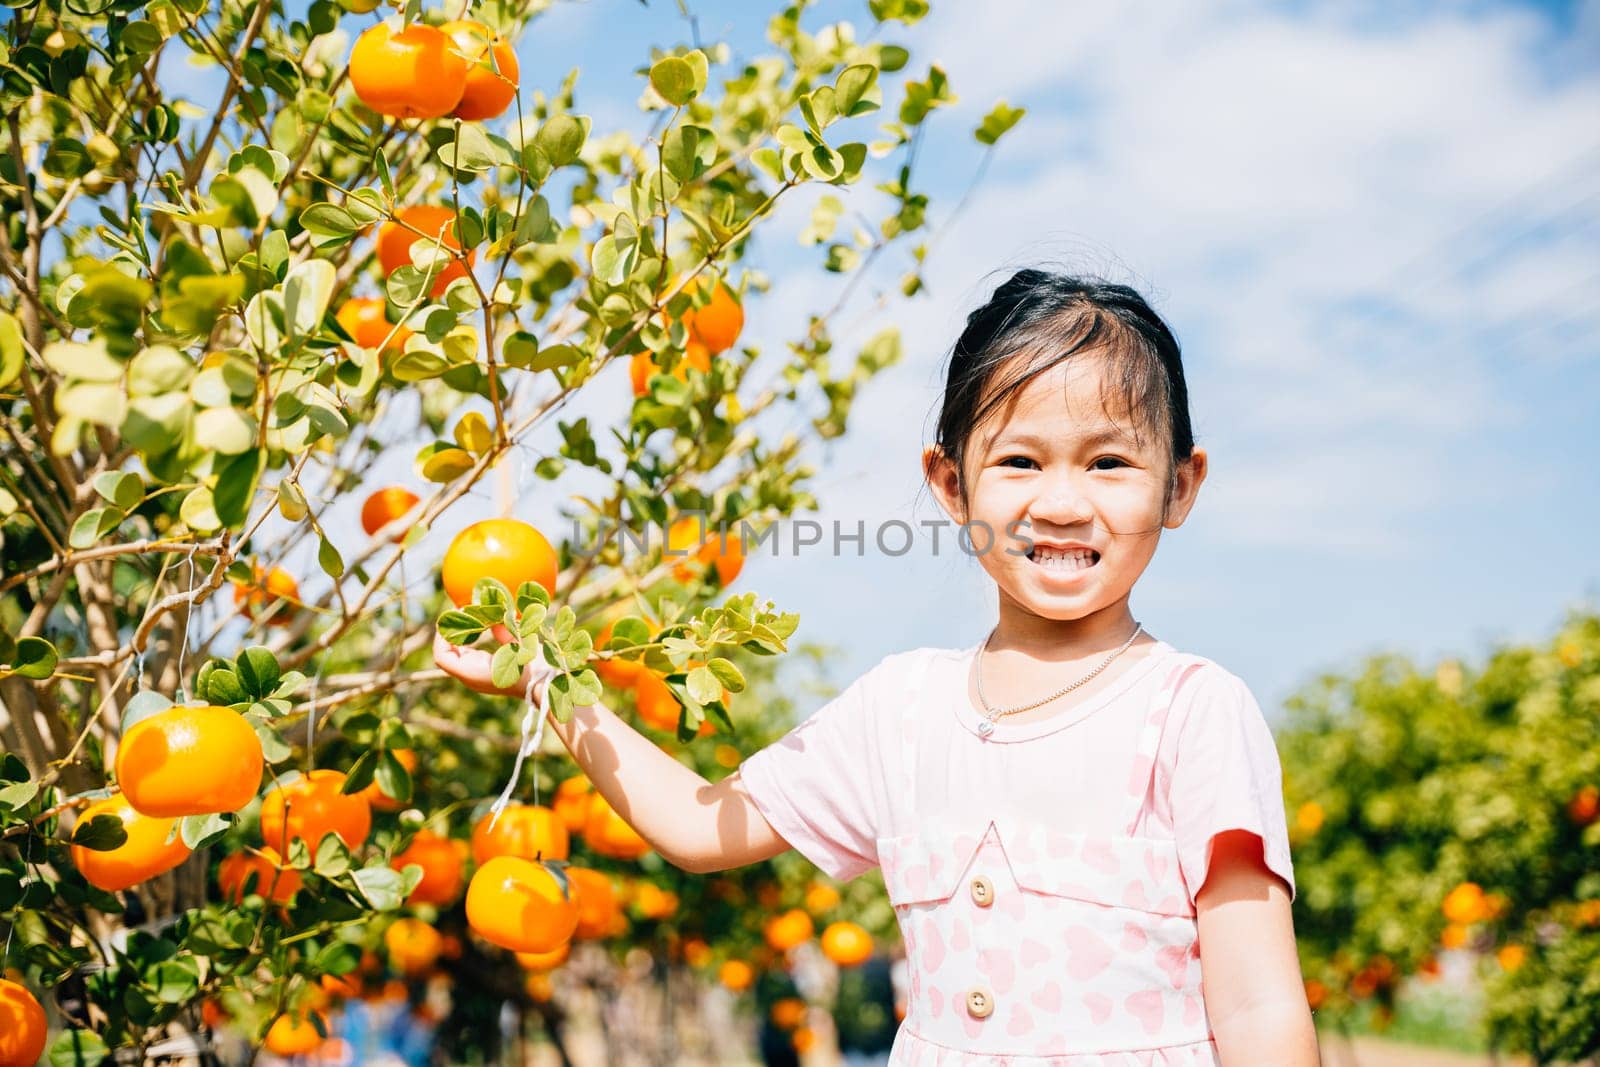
[71,793,192,892]
[629,341,711,398]
[264,1011,325,1057]
[466,856,579,953]
[231,565,300,627]
[582,791,652,860]
[260,770,372,853]
[393,829,466,906]
[552,776,592,833]
[441,518,558,607]
[377,205,475,297]
[361,487,421,543]
[567,866,617,940]
[349,22,467,120]
[764,908,814,952]
[665,516,744,586]
[218,846,301,904]
[821,921,873,967]
[516,942,570,971]
[718,959,754,993]
[117,703,263,818]
[336,297,412,354]
[385,918,444,976]
[593,620,650,689]
[472,803,569,865]
[441,19,519,121]
[673,277,744,354]
[0,979,47,1067]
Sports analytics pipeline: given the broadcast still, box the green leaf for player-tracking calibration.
[318,535,345,579]
[438,122,499,172]
[535,114,588,167]
[49,1029,111,1067]
[11,636,58,681]
[662,125,702,183]
[706,657,746,693]
[179,812,231,849]
[315,832,352,877]
[299,204,360,237]
[649,56,697,105]
[975,100,1026,146]
[236,647,281,700]
[200,667,248,706]
[121,689,175,733]
[41,338,123,382]
[213,447,264,528]
[68,506,124,550]
[277,481,308,522]
[0,780,39,810]
[437,610,487,645]
[352,864,408,911]
[415,442,476,483]
[284,259,336,339]
[374,749,412,806]
[834,64,881,117]
[491,643,521,690]
[502,331,539,369]
[453,411,493,454]
[71,813,129,851]
[180,486,221,533]
[386,266,432,307]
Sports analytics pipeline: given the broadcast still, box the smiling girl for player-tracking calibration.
[436,269,1321,1064]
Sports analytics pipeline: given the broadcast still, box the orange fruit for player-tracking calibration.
[683,938,712,968]
[1303,979,1327,1010]
[820,921,873,967]
[384,918,443,976]
[633,670,680,733]
[71,792,192,892]
[629,341,712,398]
[231,565,300,627]
[804,882,840,916]
[441,20,519,121]
[440,518,558,607]
[264,1010,325,1056]
[117,703,263,818]
[465,855,578,953]
[516,942,570,971]
[581,792,652,861]
[718,959,753,993]
[471,803,570,865]
[359,747,420,812]
[218,846,301,904]
[1442,881,1488,925]
[377,205,475,297]
[764,909,813,952]
[336,297,412,353]
[677,278,744,354]
[1496,944,1526,972]
[319,972,363,1000]
[260,770,373,853]
[361,487,421,543]
[770,996,806,1030]
[552,776,592,833]
[593,620,649,689]
[394,829,466,906]
[567,867,617,940]
[0,979,47,1067]
[525,972,554,1002]
[349,22,467,120]
[1440,922,1469,949]
[793,1027,817,1054]
[666,516,743,586]
[631,881,678,921]
[1570,784,1599,826]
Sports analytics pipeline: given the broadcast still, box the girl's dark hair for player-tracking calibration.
[929,268,1195,513]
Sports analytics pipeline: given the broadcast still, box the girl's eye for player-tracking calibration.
[1092,457,1127,471]
[999,456,1037,470]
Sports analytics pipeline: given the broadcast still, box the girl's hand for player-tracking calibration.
[432,629,559,700]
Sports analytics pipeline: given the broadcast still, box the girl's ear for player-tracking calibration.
[1162,448,1208,529]
[922,444,967,525]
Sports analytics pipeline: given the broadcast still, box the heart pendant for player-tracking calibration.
[977,720,995,738]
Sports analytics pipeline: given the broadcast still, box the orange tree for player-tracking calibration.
[1277,608,1600,1062]
[0,0,1022,1058]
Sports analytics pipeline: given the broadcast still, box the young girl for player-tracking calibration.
[435,269,1322,1065]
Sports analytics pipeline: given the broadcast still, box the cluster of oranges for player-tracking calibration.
[1439,880,1510,951]
[463,780,653,957]
[630,277,745,398]
[73,702,265,894]
[350,19,519,122]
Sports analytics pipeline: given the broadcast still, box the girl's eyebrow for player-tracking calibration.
[989,426,1133,452]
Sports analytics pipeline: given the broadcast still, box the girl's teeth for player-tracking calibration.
[1032,548,1095,569]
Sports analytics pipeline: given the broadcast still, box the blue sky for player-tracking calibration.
[164,0,1600,717]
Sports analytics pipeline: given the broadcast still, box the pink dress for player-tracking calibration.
[739,640,1297,1065]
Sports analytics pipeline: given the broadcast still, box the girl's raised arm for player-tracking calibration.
[432,631,791,874]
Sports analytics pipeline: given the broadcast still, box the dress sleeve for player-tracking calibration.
[1167,666,1296,905]
[737,656,897,882]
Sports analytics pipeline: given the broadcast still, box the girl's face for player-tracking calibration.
[924,352,1206,630]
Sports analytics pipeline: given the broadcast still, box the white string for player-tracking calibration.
[174,543,199,703]
[487,670,549,827]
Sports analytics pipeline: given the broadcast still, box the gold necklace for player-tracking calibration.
[974,622,1145,738]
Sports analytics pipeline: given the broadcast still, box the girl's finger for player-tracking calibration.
[432,630,506,695]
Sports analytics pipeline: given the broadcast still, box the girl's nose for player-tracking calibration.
[1028,482,1095,528]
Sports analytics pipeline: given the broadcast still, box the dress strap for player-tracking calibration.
[1120,652,1204,836]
